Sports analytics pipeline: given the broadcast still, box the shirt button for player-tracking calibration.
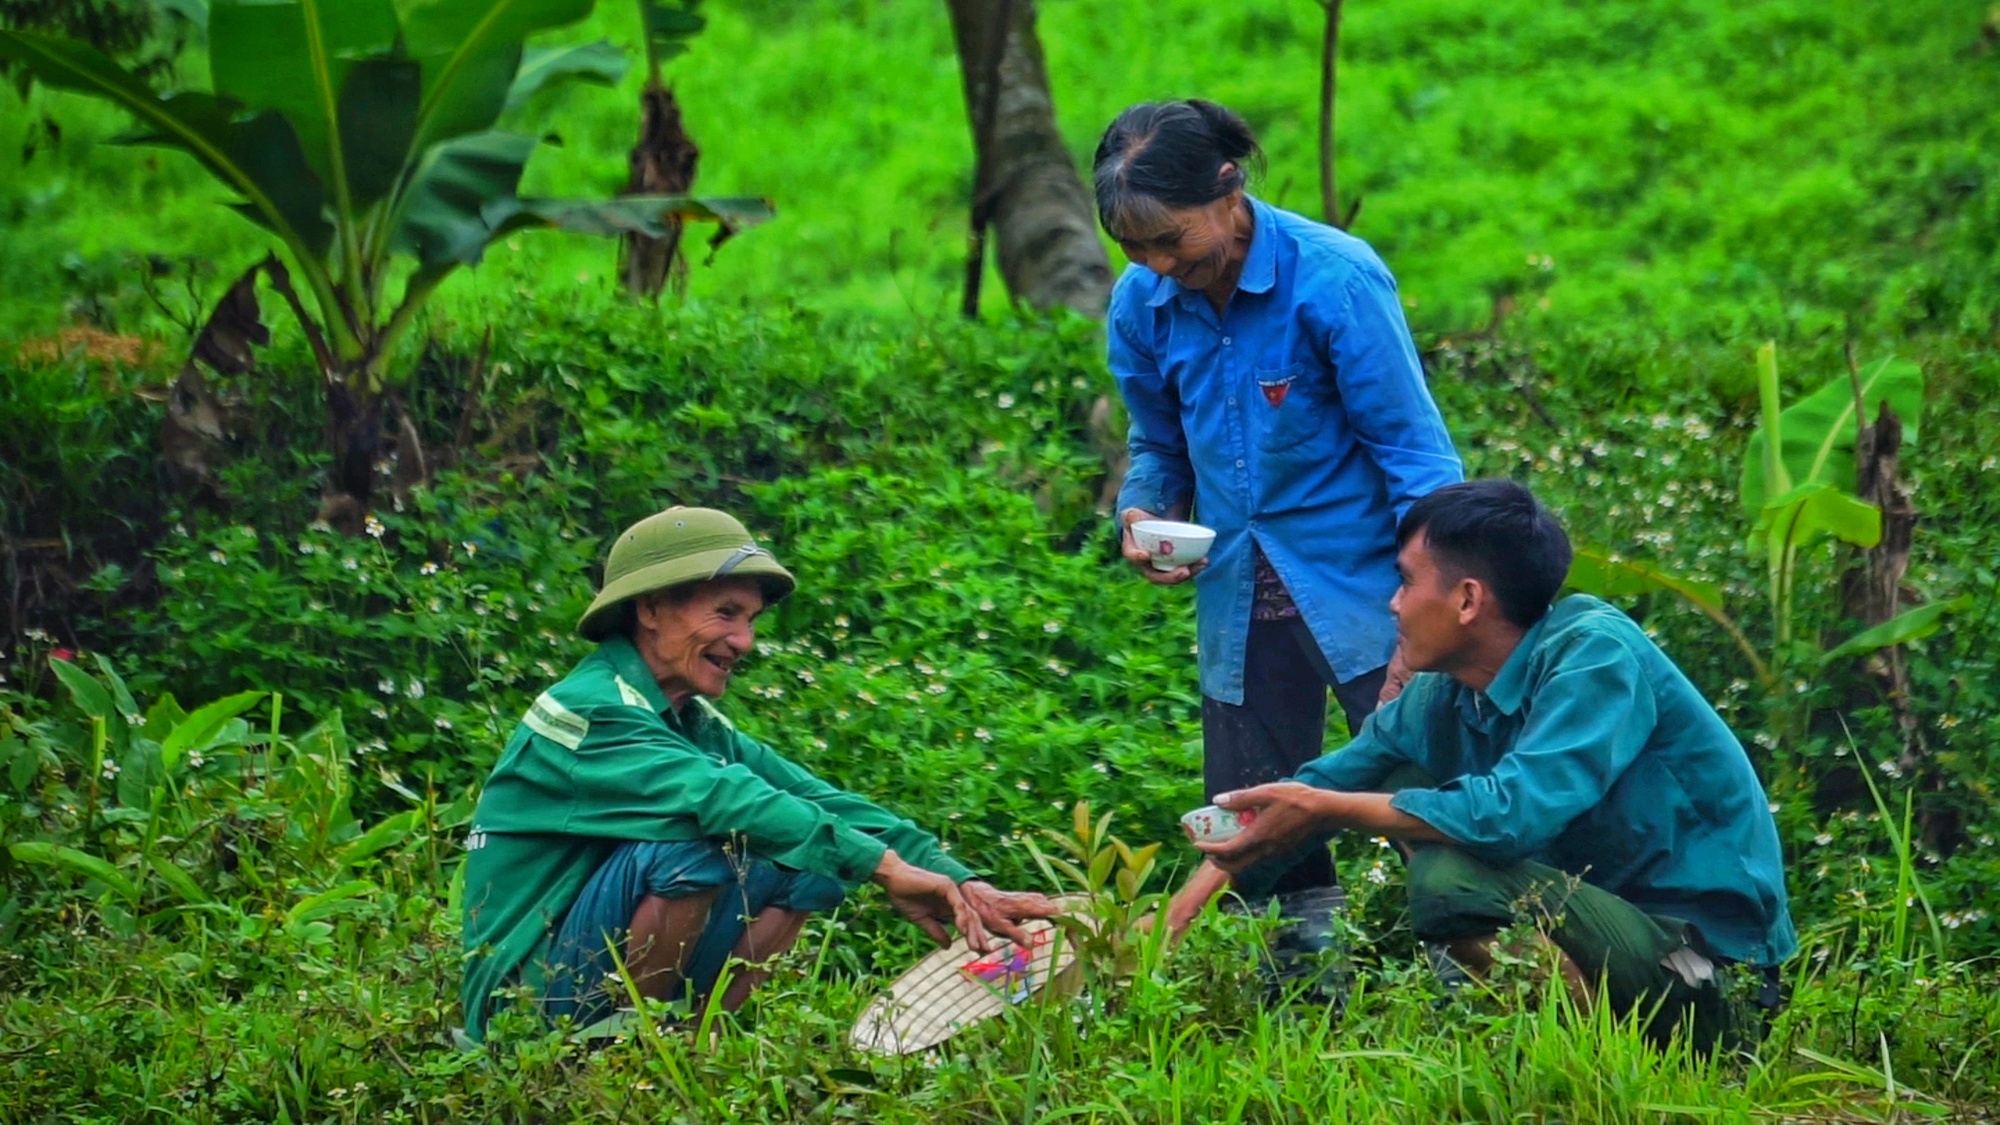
[1236,459,1246,468]
[1228,396,1237,406]
[1222,336,1232,346]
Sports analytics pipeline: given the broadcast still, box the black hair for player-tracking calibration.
[1395,480,1572,629]
[1091,99,1264,240]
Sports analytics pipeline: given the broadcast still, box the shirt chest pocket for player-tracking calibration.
[1251,363,1326,453]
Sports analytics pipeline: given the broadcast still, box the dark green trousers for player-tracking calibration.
[1387,768,1762,1052]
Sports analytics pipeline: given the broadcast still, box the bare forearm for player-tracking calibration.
[1314,790,1452,843]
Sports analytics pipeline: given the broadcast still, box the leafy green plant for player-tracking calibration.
[5,654,466,947]
[1568,343,1965,708]
[1024,800,1167,984]
[0,0,771,508]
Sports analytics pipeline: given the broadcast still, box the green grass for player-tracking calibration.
[5,0,2000,1119]
[4,0,1996,374]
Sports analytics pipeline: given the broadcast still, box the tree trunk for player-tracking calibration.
[620,82,700,301]
[946,0,1111,318]
[1317,0,1358,230]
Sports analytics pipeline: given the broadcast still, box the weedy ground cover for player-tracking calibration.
[5,294,2000,1120]
[4,0,2000,1119]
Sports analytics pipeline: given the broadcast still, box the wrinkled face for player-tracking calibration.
[634,576,766,706]
[1112,190,1244,291]
[1388,531,1473,674]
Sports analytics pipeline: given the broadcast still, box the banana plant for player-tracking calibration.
[0,0,772,510]
[1568,343,1964,696]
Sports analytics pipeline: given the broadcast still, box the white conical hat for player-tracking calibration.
[850,900,1095,1055]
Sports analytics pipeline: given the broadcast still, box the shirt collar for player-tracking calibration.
[1142,194,1277,308]
[597,635,675,715]
[1481,607,1556,715]
[1237,196,1278,295]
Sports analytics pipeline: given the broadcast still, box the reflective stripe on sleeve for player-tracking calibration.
[522,691,589,750]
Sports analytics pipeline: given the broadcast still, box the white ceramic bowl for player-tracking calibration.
[1130,519,1216,572]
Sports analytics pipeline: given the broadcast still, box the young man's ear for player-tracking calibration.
[1453,575,1487,625]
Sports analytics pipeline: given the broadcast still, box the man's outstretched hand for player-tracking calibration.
[1194,782,1333,874]
[958,880,1063,948]
[873,851,989,950]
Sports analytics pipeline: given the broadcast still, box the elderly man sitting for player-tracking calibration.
[461,507,1055,1040]
[1177,480,1795,1050]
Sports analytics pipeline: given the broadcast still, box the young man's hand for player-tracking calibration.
[1378,642,1414,706]
[1195,782,1334,874]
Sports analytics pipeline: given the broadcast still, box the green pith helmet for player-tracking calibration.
[577,507,796,641]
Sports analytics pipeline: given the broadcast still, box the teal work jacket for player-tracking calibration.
[1299,595,1797,966]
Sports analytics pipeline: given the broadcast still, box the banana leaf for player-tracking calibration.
[1741,357,1924,516]
[0,31,333,258]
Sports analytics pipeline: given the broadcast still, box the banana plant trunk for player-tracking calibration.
[326,376,385,514]
[946,0,1110,318]
[620,81,699,300]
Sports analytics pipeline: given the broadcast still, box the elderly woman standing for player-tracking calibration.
[1093,100,1463,932]
[460,507,1055,1040]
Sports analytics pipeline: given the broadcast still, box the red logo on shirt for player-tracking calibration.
[1259,380,1292,407]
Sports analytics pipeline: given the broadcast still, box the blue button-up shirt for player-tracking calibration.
[1110,197,1462,703]
[1298,595,1799,967]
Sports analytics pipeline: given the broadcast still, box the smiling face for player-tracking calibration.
[632,576,767,708]
[1111,188,1248,292]
[1388,531,1476,675]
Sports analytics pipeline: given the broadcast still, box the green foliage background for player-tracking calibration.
[4,0,2000,1119]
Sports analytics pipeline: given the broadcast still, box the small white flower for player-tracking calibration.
[187,752,205,769]
[364,515,385,538]
[1091,761,1108,774]
[420,562,439,576]
[978,599,995,612]
[462,540,478,557]
[298,990,310,1002]
[405,680,425,700]
[101,760,121,779]
[209,551,228,565]
[1043,621,1061,634]
[797,669,816,685]
[974,728,992,741]
[1015,778,1032,791]
[342,557,359,571]
[812,738,828,750]
[434,717,453,730]
[1814,832,1833,846]
[378,677,396,695]
[925,683,946,696]
[997,393,1016,409]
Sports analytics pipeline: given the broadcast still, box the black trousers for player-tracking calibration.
[1202,617,1388,896]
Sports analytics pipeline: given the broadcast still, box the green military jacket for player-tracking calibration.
[460,635,975,1039]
